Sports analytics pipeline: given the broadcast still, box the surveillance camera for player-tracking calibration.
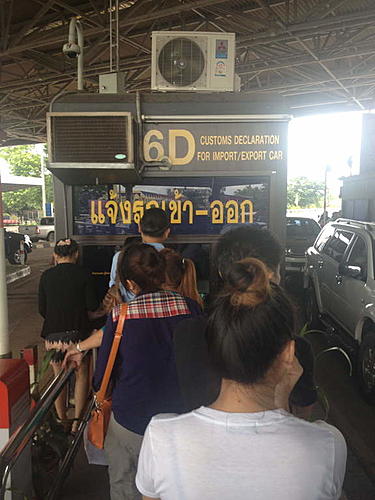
[62,42,81,58]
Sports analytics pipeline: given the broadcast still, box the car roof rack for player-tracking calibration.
[335,218,375,231]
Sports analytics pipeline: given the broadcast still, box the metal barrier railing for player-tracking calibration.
[0,354,93,500]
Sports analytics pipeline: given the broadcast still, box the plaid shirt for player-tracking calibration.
[112,291,191,321]
[94,290,202,435]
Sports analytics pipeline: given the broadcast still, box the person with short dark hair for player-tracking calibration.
[93,243,201,500]
[38,238,100,433]
[109,208,170,301]
[173,225,317,417]
[136,258,347,500]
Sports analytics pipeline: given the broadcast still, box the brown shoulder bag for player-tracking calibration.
[87,303,127,449]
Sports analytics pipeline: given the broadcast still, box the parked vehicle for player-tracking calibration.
[4,230,32,265]
[2,213,18,226]
[19,217,55,242]
[305,218,375,403]
[285,217,321,274]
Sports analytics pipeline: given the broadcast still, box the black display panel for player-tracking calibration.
[73,176,270,236]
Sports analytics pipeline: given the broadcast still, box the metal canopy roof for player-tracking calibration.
[1,0,375,144]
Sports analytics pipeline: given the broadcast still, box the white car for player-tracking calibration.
[305,218,375,403]
[19,217,55,242]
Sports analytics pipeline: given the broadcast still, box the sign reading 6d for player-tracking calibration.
[143,129,196,166]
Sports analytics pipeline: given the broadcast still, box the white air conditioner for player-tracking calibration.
[151,31,235,92]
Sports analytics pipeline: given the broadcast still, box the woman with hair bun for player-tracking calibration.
[38,238,101,433]
[160,248,203,308]
[136,258,347,500]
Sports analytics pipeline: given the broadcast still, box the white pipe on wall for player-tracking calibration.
[67,18,84,91]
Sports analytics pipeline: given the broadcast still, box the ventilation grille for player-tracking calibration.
[50,114,132,163]
[158,38,205,87]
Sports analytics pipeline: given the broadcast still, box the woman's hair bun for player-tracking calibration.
[225,257,271,308]
[54,238,79,257]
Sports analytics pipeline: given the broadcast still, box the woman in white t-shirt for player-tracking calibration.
[136,257,347,500]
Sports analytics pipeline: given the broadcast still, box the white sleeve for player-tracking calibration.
[331,426,347,500]
[109,252,119,288]
[317,422,347,499]
[136,423,159,498]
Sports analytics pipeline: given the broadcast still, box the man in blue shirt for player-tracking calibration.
[109,208,170,301]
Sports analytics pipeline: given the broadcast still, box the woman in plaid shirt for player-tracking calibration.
[93,243,202,500]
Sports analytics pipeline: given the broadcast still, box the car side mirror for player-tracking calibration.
[339,263,362,279]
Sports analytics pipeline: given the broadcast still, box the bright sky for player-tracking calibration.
[288,111,363,191]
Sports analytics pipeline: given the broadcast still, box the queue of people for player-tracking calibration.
[39,208,347,500]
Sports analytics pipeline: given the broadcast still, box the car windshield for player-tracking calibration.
[287,218,320,238]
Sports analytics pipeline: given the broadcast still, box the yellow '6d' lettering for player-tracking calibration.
[169,130,195,165]
[143,129,196,166]
[143,130,164,161]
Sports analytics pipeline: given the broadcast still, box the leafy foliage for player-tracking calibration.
[287,176,325,208]
[0,145,53,215]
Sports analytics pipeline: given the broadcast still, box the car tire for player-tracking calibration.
[8,249,27,265]
[305,283,320,329]
[47,231,55,242]
[358,330,375,404]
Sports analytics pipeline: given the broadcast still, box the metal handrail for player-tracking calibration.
[0,353,92,500]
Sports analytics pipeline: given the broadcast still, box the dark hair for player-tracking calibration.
[118,243,166,293]
[212,226,282,291]
[122,235,142,249]
[207,258,295,385]
[54,238,79,258]
[161,248,203,307]
[140,208,170,238]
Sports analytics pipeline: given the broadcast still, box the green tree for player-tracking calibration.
[287,177,325,208]
[0,145,53,215]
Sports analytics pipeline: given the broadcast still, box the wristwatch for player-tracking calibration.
[76,342,84,353]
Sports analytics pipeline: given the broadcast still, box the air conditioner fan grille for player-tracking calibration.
[158,37,205,87]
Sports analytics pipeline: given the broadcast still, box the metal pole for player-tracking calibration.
[116,0,119,72]
[0,172,10,358]
[109,0,113,72]
[76,21,84,91]
[41,152,46,217]
[323,165,329,226]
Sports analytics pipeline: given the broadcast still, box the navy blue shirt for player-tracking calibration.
[93,291,202,435]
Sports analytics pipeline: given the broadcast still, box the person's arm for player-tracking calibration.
[62,328,104,368]
[38,273,47,318]
[109,252,119,288]
[136,424,159,499]
[92,314,116,391]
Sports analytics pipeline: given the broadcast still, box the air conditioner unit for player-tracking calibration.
[151,31,235,92]
[47,111,140,184]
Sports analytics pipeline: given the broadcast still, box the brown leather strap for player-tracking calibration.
[95,303,127,405]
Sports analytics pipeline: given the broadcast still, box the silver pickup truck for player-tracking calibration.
[19,216,55,242]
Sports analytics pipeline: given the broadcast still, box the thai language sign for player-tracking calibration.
[73,178,270,236]
[143,122,287,170]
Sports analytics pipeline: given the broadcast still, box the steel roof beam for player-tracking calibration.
[10,0,57,49]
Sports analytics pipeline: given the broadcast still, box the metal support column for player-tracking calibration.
[0,173,10,358]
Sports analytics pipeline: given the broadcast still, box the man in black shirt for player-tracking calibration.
[173,226,317,418]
